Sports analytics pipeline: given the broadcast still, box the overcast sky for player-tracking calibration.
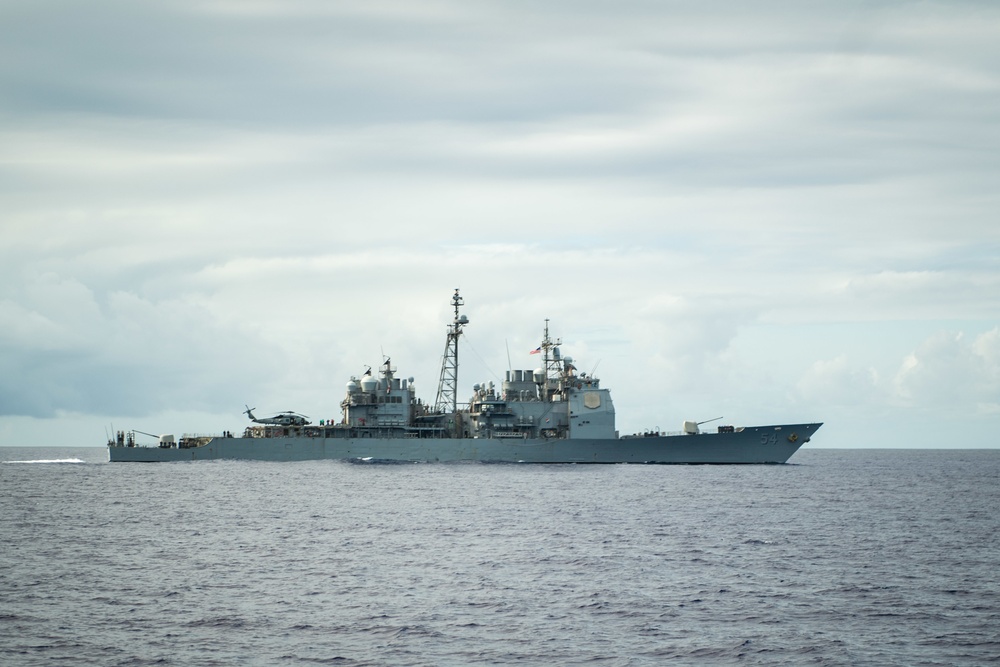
[2,0,998,448]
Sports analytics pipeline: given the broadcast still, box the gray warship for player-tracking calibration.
[108,290,821,463]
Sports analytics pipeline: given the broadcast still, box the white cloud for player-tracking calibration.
[796,354,881,408]
[892,329,1000,414]
[789,326,1000,420]
[0,270,286,418]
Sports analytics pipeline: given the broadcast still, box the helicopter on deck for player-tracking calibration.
[244,406,311,427]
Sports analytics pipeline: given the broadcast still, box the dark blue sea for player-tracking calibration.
[2,448,998,666]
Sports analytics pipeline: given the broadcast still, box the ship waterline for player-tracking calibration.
[108,425,821,464]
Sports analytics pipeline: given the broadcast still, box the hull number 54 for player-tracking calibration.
[761,432,779,445]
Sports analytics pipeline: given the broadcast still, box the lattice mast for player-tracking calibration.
[435,289,468,414]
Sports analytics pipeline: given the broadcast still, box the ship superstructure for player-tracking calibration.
[464,319,615,442]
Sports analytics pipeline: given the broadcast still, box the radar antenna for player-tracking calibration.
[540,318,562,402]
[434,288,468,414]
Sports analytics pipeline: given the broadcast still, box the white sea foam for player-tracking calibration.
[4,458,86,464]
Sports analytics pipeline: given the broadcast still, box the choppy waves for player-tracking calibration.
[1,448,999,666]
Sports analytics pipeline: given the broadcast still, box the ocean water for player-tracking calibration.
[1,448,998,666]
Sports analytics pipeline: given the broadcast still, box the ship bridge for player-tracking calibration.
[464,320,616,441]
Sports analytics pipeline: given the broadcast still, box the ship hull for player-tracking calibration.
[108,423,821,464]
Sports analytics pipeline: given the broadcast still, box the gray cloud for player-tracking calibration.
[1,1,998,445]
